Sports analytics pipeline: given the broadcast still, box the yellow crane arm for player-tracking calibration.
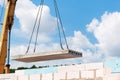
[0,0,17,74]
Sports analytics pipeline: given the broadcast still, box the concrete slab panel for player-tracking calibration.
[11,50,82,62]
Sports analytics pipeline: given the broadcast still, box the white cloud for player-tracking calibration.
[14,0,57,43]
[11,31,95,56]
[0,0,5,6]
[0,1,2,6]
[86,18,99,32]
[87,12,120,58]
[0,0,7,8]
[67,31,94,51]
[80,50,98,63]
[11,45,27,56]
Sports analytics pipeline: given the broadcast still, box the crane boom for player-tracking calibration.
[0,0,17,74]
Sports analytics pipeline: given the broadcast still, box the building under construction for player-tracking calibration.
[0,0,120,80]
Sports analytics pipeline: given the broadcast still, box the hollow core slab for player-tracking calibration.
[11,50,82,62]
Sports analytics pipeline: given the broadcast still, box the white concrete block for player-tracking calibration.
[15,70,25,75]
[42,73,52,80]
[29,74,40,80]
[67,71,79,79]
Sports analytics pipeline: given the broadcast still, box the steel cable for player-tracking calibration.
[53,0,64,50]
[26,0,44,54]
[34,0,44,52]
[53,0,69,50]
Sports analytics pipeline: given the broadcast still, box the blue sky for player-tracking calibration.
[30,0,120,43]
[0,0,120,70]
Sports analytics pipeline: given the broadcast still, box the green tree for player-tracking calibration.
[17,67,28,70]
[10,69,16,73]
[30,65,37,69]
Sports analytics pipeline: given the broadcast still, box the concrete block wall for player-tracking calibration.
[58,63,103,72]
[0,62,120,80]
[104,73,120,80]
[0,74,17,80]
[13,63,106,80]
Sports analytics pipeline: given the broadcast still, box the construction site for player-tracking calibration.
[0,0,120,80]
[0,62,120,80]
